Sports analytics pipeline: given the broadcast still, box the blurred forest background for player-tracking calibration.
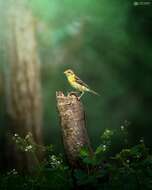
[0,0,152,170]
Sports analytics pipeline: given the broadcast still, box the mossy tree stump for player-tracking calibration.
[56,91,92,168]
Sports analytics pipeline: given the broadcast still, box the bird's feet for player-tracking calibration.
[78,92,84,100]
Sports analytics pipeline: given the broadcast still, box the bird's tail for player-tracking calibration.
[89,89,100,96]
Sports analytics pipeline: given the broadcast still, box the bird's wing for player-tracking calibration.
[75,75,89,88]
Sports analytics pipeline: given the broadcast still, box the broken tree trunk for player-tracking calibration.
[56,91,92,168]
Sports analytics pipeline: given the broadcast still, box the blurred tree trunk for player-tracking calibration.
[5,0,43,171]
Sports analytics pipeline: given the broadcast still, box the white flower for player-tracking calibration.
[50,155,61,168]
[121,125,124,130]
[136,155,140,159]
[103,145,106,151]
[51,155,56,161]
[126,159,130,164]
[57,161,61,164]
[12,169,18,175]
[25,134,30,139]
[106,129,110,133]
[27,145,32,149]
[7,169,18,175]
[14,133,18,137]
[133,2,138,6]
[25,145,33,152]
[140,139,144,143]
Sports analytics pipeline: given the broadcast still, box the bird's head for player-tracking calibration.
[64,69,74,77]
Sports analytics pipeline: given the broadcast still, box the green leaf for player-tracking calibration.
[79,147,89,158]
[95,145,103,155]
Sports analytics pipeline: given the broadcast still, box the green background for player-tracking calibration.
[0,0,152,153]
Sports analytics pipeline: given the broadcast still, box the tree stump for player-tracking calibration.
[56,91,92,168]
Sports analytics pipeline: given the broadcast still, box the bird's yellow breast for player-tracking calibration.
[67,75,75,84]
[67,75,88,92]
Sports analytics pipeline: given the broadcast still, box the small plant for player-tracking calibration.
[12,132,46,153]
[0,133,73,190]
[76,126,152,190]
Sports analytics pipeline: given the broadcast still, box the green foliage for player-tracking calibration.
[76,128,152,190]
[1,128,152,189]
[0,168,73,190]
[0,134,73,190]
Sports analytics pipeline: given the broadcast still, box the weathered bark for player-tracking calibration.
[56,92,92,168]
[4,0,43,171]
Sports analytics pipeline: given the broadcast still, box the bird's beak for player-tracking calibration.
[63,71,66,74]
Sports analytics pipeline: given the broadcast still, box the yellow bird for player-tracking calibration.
[64,69,100,99]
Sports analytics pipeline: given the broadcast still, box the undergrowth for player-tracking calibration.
[1,124,152,190]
